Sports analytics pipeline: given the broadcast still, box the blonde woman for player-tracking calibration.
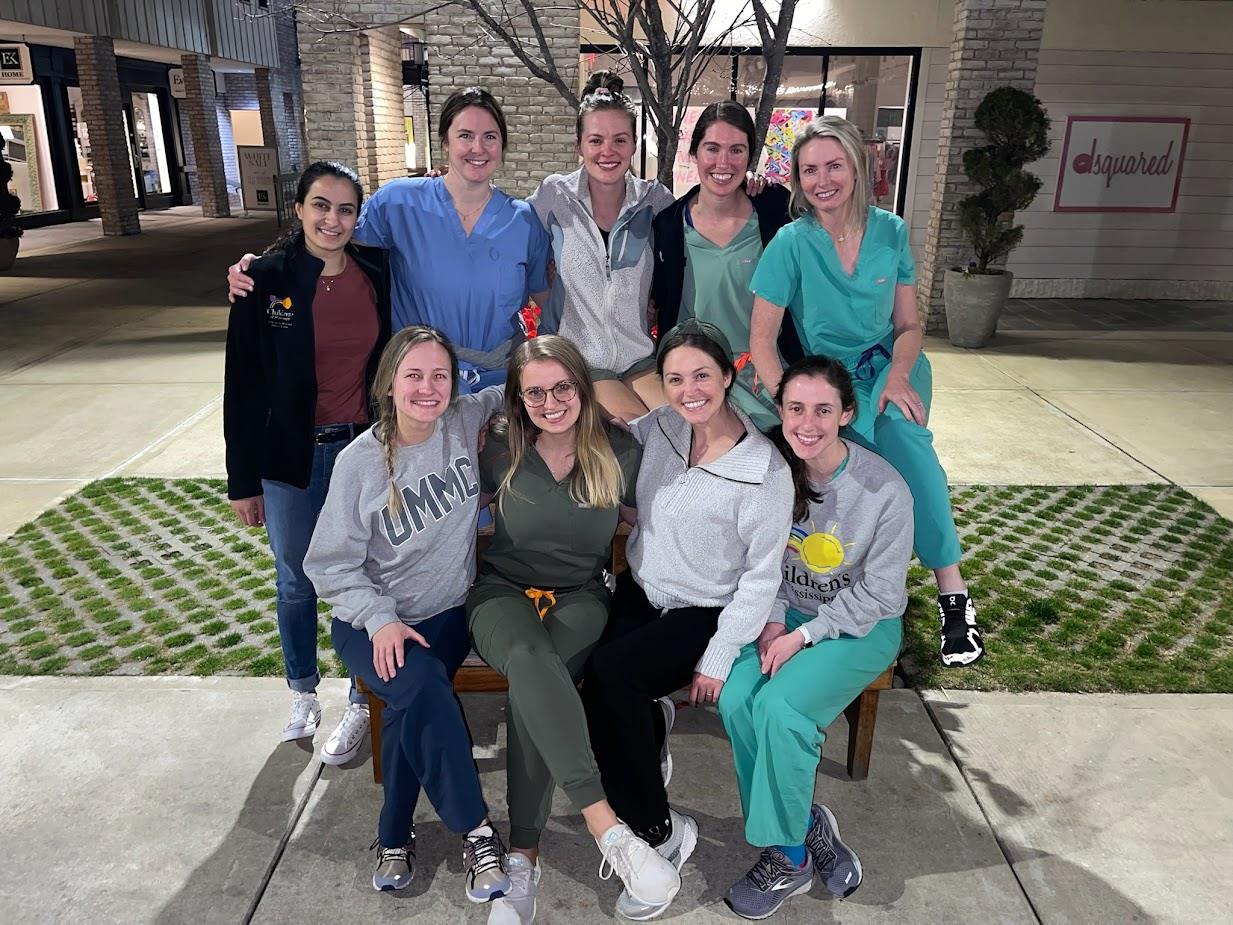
[302,326,510,904]
[468,334,680,925]
[748,116,985,668]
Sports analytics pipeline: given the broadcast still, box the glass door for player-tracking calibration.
[124,90,173,210]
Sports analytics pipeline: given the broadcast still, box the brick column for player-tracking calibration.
[916,0,1045,333]
[72,36,140,236]
[180,53,231,218]
[254,67,280,166]
[297,24,365,176]
[360,27,405,187]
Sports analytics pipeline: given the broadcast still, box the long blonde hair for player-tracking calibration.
[497,335,624,511]
[788,116,871,235]
[370,326,459,517]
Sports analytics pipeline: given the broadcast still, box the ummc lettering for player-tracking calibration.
[1072,138,1176,189]
[381,456,479,545]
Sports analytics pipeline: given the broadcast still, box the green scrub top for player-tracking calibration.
[478,424,641,588]
[750,206,915,362]
[681,210,779,429]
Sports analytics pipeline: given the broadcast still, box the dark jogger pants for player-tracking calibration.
[583,571,721,843]
[332,609,488,847]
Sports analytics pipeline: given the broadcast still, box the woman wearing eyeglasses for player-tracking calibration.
[466,335,680,924]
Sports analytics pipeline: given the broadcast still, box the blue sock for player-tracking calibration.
[775,843,807,867]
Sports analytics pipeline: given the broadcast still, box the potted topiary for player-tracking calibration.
[0,135,24,271]
[944,86,1050,347]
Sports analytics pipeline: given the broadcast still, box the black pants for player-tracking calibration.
[583,571,721,843]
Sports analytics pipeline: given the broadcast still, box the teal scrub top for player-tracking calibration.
[681,211,763,353]
[750,206,914,360]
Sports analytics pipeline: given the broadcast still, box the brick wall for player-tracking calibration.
[294,1,579,198]
[180,53,232,218]
[916,0,1045,332]
[426,2,578,198]
[273,11,306,171]
[72,36,140,235]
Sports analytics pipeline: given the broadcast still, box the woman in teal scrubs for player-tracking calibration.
[748,116,984,668]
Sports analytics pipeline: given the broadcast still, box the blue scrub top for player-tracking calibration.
[751,206,915,360]
[353,177,551,369]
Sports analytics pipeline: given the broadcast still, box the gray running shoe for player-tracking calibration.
[724,848,814,920]
[463,824,510,903]
[805,803,863,898]
[615,809,697,921]
[371,829,415,891]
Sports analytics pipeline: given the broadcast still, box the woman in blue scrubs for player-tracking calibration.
[228,88,550,392]
[747,116,984,668]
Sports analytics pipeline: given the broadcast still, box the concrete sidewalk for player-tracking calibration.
[4,676,1226,923]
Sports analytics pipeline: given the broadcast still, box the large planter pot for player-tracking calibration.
[0,235,18,272]
[943,268,1013,348]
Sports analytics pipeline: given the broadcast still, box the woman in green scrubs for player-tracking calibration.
[651,101,802,431]
[748,116,984,668]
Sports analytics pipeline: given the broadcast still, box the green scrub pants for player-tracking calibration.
[840,339,962,570]
[717,612,902,846]
[467,572,610,849]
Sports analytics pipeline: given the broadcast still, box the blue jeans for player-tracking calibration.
[262,434,364,704]
[332,609,487,845]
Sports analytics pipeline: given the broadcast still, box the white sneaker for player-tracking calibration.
[597,823,681,911]
[488,852,540,924]
[281,691,321,742]
[321,702,370,765]
[615,809,698,921]
[657,696,676,787]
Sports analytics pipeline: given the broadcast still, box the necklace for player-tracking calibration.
[319,254,347,293]
[453,187,493,226]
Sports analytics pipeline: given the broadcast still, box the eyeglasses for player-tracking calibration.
[520,379,578,407]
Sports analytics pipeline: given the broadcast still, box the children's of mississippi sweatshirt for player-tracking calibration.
[303,387,503,638]
[772,440,914,643]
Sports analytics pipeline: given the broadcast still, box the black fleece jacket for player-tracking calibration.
[224,235,392,500]
[651,182,803,364]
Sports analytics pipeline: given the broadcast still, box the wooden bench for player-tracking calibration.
[356,523,895,784]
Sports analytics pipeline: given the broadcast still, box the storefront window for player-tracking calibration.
[131,92,171,195]
[0,85,58,213]
[66,86,97,204]
[824,55,913,210]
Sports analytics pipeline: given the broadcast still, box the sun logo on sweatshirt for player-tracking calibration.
[787,522,855,575]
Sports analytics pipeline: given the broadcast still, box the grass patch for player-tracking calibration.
[2,478,1232,692]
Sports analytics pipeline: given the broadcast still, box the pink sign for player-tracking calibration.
[1053,116,1189,213]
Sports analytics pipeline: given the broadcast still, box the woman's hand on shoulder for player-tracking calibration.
[230,496,265,527]
[689,672,723,706]
[371,621,430,682]
[227,253,259,303]
[760,628,806,677]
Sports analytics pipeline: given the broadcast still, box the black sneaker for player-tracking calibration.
[724,848,814,920]
[370,827,415,891]
[938,592,984,667]
[805,804,862,898]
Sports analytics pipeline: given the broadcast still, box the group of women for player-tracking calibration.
[222,71,985,922]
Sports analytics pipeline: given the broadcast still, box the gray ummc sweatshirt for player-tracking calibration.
[771,440,914,642]
[303,387,503,638]
[627,404,795,681]
[527,168,675,374]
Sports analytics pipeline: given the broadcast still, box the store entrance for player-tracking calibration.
[122,90,174,210]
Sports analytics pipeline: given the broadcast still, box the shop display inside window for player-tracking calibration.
[67,86,97,204]
[130,92,171,195]
[0,114,41,214]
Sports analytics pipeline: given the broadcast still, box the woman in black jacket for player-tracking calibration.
[651,101,802,431]
[224,161,391,762]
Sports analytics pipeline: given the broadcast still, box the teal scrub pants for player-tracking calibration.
[717,612,902,846]
[840,340,962,570]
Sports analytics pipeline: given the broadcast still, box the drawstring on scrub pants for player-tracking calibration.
[524,587,558,620]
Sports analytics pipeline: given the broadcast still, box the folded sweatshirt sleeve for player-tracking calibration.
[696,464,795,681]
[302,452,402,640]
[800,488,914,642]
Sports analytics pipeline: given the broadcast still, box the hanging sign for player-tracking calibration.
[168,68,186,99]
[0,43,32,84]
[1053,116,1189,213]
[238,145,279,211]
